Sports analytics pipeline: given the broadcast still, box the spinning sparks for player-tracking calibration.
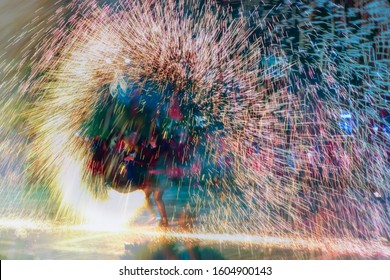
[0,0,389,258]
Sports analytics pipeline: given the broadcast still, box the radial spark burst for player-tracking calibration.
[0,0,389,257]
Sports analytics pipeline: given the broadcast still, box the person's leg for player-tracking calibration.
[154,188,168,226]
[143,183,157,219]
[143,185,152,207]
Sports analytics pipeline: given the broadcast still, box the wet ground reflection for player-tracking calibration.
[1,225,387,260]
[122,239,225,260]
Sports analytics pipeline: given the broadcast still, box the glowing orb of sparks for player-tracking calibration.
[21,0,262,224]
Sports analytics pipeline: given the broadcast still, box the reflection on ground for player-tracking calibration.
[1,220,389,260]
